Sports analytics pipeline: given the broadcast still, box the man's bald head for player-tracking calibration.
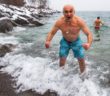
[63,4,75,22]
[63,4,75,13]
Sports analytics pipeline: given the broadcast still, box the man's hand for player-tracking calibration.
[45,41,50,48]
[82,43,91,50]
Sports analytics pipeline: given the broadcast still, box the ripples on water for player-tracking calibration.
[0,12,110,96]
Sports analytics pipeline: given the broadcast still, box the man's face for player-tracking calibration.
[63,7,74,21]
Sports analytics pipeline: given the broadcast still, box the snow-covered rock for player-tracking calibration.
[0,3,55,33]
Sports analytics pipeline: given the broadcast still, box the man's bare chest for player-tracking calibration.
[60,24,80,34]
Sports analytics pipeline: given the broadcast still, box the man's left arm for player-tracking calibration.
[100,20,104,26]
[80,20,93,50]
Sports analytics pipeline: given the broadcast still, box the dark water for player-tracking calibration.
[0,12,110,96]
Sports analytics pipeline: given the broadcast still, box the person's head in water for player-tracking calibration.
[63,4,75,22]
[97,17,100,19]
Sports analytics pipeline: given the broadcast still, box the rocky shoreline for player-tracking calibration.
[0,2,60,95]
[0,68,58,96]
[0,3,60,96]
[0,3,59,33]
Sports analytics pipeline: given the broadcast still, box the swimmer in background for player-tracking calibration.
[94,17,104,38]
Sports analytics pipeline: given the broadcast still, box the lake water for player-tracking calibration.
[0,11,110,96]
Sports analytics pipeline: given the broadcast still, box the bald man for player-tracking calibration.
[45,4,93,74]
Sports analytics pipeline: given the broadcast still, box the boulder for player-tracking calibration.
[0,44,16,57]
[0,0,25,6]
[29,18,44,26]
[14,16,29,26]
[0,18,13,33]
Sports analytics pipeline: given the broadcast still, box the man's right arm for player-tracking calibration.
[45,22,59,48]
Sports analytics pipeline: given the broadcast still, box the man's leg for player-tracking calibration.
[78,58,85,73]
[59,38,69,67]
[95,29,100,37]
[60,57,67,67]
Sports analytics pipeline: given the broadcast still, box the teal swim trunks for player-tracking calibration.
[59,37,84,59]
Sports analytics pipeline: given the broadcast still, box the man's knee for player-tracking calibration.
[60,57,66,67]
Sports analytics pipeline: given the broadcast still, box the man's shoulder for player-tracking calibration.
[56,16,64,22]
[75,16,85,25]
[75,16,84,22]
[74,16,87,28]
[55,16,64,26]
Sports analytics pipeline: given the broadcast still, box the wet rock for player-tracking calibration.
[43,89,58,96]
[0,71,58,96]
[0,3,55,32]
[29,18,44,26]
[17,90,42,96]
[0,12,5,18]
[0,0,25,6]
[14,15,44,26]
[0,44,16,57]
[14,16,29,26]
[0,17,13,33]
[0,72,16,96]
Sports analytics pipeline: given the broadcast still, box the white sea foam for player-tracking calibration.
[13,27,26,32]
[0,53,108,96]
[0,36,18,44]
